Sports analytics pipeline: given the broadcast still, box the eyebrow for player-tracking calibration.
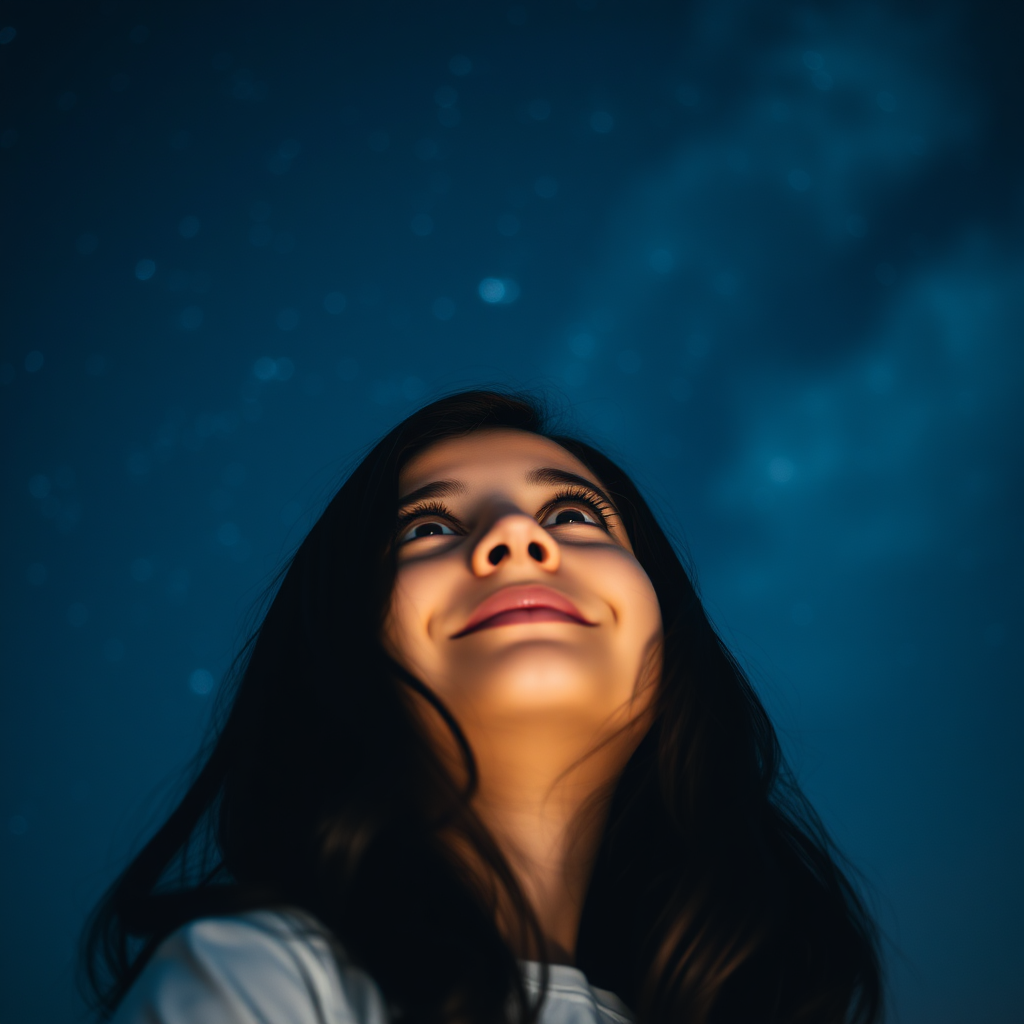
[524,467,616,510]
[397,467,616,513]
[397,479,467,508]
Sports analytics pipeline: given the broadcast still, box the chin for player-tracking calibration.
[454,640,622,714]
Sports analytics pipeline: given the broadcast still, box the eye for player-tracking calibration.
[542,505,602,528]
[399,519,458,544]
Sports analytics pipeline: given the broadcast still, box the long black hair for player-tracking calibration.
[81,388,883,1023]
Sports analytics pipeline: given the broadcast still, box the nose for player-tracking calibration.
[470,510,561,577]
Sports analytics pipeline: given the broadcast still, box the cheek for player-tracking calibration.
[383,563,440,667]
[632,569,662,635]
[602,557,663,676]
[612,564,663,703]
[591,549,661,630]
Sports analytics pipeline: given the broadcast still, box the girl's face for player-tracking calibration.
[383,428,662,746]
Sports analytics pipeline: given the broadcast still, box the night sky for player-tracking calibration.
[1,1,1021,1021]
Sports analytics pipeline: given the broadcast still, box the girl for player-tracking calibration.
[82,389,882,1023]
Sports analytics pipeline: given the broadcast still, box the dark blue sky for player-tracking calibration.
[1,1,1021,1020]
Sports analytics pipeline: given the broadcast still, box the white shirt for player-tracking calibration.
[113,910,634,1024]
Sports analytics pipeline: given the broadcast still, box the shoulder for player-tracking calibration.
[521,963,635,1024]
[112,909,390,1024]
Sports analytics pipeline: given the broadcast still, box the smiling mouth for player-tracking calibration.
[451,584,594,638]
[459,607,586,635]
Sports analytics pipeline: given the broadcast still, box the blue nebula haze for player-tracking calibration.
[0,2,1021,1021]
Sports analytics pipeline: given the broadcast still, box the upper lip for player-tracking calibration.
[452,584,593,638]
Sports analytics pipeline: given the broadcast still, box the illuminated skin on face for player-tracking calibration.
[383,428,663,961]
[384,427,663,783]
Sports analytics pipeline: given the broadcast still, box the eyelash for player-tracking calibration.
[396,485,615,542]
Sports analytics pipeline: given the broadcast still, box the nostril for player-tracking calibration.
[528,542,545,562]
[488,544,510,566]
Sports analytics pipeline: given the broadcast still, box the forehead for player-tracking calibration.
[399,428,594,493]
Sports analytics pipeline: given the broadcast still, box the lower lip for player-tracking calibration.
[468,608,586,633]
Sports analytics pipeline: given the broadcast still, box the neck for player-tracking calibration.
[462,715,643,964]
